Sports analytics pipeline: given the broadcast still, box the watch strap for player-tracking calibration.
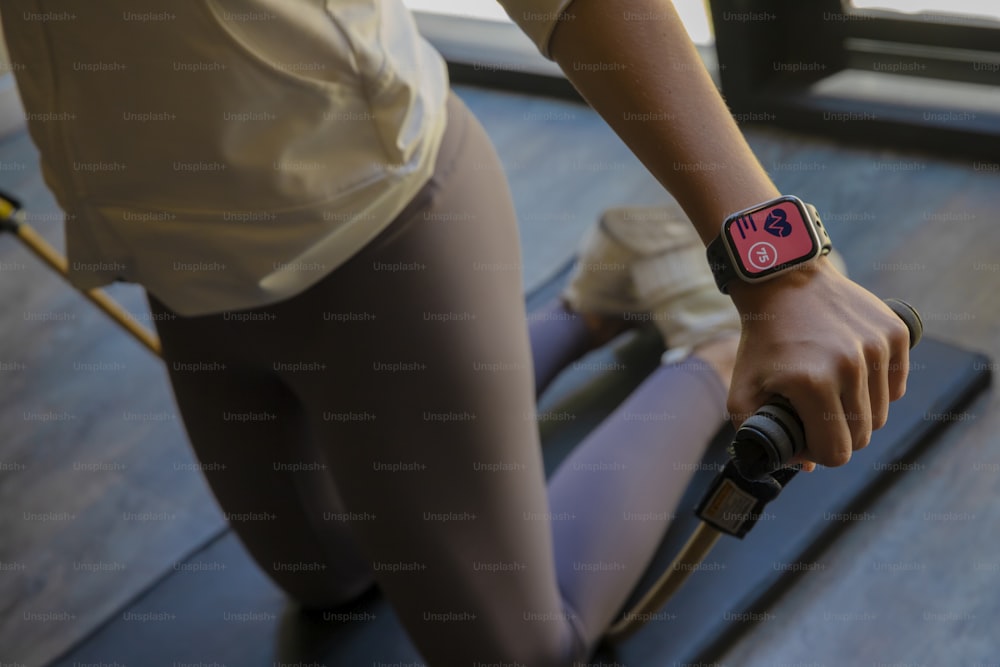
[706,233,737,294]
[808,203,833,254]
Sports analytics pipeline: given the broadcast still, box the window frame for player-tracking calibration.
[709,0,1000,157]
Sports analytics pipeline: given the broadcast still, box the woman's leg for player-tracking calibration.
[273,93,579,664]
[528,297,639,397]
[148,296,376,609]
[546,356,727,639]
[275,93,732,665]
[528,298,595,396]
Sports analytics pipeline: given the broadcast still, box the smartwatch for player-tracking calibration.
[706,195,832,293]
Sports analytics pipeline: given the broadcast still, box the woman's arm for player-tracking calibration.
[532,0,911,468]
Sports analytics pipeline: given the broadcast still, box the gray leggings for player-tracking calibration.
[148,93,727,666]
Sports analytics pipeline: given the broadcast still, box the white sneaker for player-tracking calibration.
[562,202,741,363]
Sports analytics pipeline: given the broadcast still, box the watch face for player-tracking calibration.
[723,198,820,279]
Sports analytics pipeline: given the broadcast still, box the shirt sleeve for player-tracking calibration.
[496,0,576,59]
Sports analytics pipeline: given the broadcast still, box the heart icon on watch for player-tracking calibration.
[763,209,792,237]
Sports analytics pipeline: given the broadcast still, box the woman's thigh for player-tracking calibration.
[280,96,582,665]
[149,295,376,608]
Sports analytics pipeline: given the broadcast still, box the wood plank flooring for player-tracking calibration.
[0,132,227,665]
[0,83,998,666]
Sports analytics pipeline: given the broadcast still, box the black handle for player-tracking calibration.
[730,298,923,480]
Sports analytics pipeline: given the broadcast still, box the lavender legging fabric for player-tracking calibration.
[148,92,728,666]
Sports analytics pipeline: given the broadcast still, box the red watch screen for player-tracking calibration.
[723,199,819,278]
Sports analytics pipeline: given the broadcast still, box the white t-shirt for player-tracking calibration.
[3,0,570,316]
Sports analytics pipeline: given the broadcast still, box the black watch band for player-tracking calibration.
[706,234,739,294]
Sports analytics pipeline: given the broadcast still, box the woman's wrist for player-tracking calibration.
[726,254,839,314]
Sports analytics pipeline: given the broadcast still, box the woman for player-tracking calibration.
[4,0,909,664]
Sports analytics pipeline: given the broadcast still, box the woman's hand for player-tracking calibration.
[539,0,913,468]
[726,257,912,469]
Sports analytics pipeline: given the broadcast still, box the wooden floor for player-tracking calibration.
[1,83,998,666]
